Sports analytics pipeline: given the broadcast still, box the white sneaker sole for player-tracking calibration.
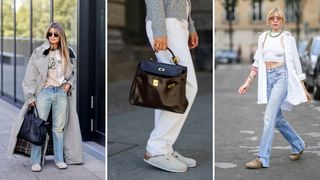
[185,163,196,168]
[143,159,187,173]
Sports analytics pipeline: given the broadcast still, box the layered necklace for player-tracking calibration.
[269,29,283,38]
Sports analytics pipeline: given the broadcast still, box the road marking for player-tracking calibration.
[306,146,320,150]
[240,145,320,157]
[239,145,258,149]
[245,136,258,141]
[312,124,320,127]
[240,130,255,134]
[305,150,320,156]
[240,145,291,150]
[303,132,320,138]
[215,163,237,169]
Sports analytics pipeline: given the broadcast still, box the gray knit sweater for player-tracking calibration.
[145,0,196,38]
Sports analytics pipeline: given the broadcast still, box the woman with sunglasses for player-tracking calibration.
[238,8,311,169]
[8,22,83,172]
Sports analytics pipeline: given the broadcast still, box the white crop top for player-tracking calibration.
[262,34,285,63]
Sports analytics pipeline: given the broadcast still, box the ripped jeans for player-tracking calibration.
[30,86,67,164]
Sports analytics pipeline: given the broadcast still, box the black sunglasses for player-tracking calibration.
[47,32,59,38]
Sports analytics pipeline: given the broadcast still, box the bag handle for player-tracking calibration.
[151,48,180,65]
[28,105,40,117]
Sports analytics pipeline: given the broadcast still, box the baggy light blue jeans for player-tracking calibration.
[30,86,67,164]
[258,65,305,167]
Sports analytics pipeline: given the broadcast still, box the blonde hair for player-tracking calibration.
[266,8,286,25]
[45,22,70,74]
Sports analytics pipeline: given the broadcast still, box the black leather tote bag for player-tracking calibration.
[129,48,188,114]
[18,106,47,146]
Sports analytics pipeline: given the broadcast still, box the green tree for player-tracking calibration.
[54,0,77,41]
[16,0,30,38]
[3,0,14,37]
[3,0,77,41]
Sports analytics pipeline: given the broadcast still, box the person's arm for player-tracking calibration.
[186,0,198,49]
[187,0,196,34]
[238,33,261,95]
[64,67,74,93]
[63,47,76,93]
[238,66,258,95]
[22,50,39,105]
[146,0,167,52]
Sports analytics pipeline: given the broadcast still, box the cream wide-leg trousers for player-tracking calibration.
[145,18,198,156]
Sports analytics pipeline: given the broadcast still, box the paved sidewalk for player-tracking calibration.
[216,64,320,180]
[108,72,213,180]
[0,99,105,180]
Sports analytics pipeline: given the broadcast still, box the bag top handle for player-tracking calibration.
[28,105,40,117]
[151,48,180,65]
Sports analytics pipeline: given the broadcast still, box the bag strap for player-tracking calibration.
[151,48,180,65]
[30,105,40,117]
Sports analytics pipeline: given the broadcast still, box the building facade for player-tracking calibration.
[0,0,105,146]
[215,0,320,63]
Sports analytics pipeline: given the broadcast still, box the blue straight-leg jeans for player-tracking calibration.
[30,86,67,164]
[258,65,305,167]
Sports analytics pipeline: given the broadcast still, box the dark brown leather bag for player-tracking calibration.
[129,48,188,114]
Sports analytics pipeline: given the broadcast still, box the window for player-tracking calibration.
[251,1,263,22]
[2,0,14,98]
[16,0,30,103]
[285,0,298,23]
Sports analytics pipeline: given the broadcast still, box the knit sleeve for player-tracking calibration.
[147,0,167,38]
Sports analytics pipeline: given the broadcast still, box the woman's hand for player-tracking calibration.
[29,101,36,107]
[188,32,199,49]
[63,83,71,93]
[153,37,168,52]
[305,90,312,102]
[301,81,312,102]
[238,81,250,95]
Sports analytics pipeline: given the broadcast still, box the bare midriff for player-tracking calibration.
[265,61,285,69]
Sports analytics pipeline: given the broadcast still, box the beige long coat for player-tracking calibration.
[7,42,84,164]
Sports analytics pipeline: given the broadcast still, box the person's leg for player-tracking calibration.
[275,111,305,154]
[31,88,52,165]
[51,87,67,163]
[145,19,198,156]
[257,68,288,167]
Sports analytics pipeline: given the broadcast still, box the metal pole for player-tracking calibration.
[50,0,54,22]
[30,0,33,54]
[0,0,3,95]
[14,0,17,102]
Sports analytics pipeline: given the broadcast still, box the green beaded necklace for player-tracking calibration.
[269,29,283,38]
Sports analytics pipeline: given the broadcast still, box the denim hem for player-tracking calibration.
[258,157,270,167]
[291,140,305,154]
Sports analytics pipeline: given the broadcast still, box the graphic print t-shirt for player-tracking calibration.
[45,50,65,87]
